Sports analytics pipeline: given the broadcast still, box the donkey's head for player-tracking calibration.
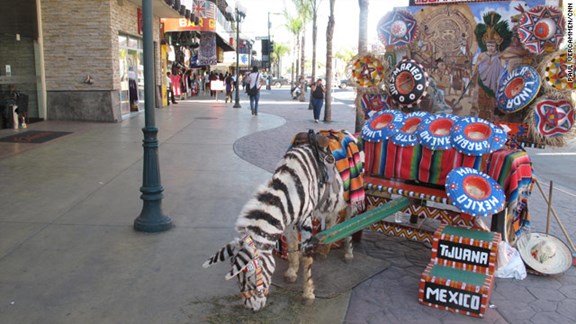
[203,235,275,311]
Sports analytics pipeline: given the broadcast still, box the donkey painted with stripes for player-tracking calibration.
[203,130,364,311]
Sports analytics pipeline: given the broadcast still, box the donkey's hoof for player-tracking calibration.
[301,297,315,306]
[344,253,354,263]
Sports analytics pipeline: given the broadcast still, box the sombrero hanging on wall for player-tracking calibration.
[361,109,405,142]
[517,5,565,55]
[390,111,429,147]
[351,55,386,88]
[451,117,504,156]
[361,93,392,119]
[377,10,418,48]
[517,232,572,275]
[496,65,541,114]
[490,123,508,150]
[388,59,428,108]
[532,98,575,137]
[445,167,505,217]
[417,113,460,151]
[543,51,575,91]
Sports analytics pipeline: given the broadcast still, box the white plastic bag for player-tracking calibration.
[495,241,527,280]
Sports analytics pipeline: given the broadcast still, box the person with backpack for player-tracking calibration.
[245,66,264,116]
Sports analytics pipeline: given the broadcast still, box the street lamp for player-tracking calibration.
[226,2,247,109]
[134,0,172,232]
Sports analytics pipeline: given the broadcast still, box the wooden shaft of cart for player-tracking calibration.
[314,197,411,245]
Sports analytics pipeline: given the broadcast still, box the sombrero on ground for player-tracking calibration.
[445,167,505,218]
[516,232,572,275]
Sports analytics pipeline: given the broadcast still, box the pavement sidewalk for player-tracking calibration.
[0,90,574,323]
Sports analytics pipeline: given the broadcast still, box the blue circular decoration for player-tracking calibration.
[496,65,541,114]
[417,114,460,150]
[445,167,505,217]
[361,110,405,142]
[490,123,508,152]
[451,117,503,156]
[391,111,429,147]
[388,59,429,108]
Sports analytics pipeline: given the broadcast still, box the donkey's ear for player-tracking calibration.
[225,246,257,280]
[202,239,239,269]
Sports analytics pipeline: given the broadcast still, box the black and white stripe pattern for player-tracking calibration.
[204,144,349,311]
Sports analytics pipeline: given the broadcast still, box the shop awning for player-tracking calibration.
[216,33,234,52]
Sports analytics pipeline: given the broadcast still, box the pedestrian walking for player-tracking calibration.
[310,78,325,122]
[245,66,264,116]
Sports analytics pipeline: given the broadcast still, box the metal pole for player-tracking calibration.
[134,0,173,232]
[233,9,242,108]
[266,12,271,90]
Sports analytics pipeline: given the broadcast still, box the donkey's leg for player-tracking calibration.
[301,254,315,305]
[284,226,300,283]
[317,212,338,259]
[343,206,354,262]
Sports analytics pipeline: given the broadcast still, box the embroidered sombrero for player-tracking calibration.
[517,232,572,275]
[351,55,386,88]
[445,167,505,217]
[517,5,565,55]
[361,93,392,119]
[417,114,460,150]
[496,65,541,114]
[544,51,575,91]
[388,59,428,108]
[390,111,429,147]
[361,109,405,142]
[533,98,575,137]
[451,116,503,156]
[377,10,418,48]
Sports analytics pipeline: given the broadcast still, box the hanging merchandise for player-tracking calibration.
[531,97,575,137]
[377,10,419,48]
[496,65,541,114]
[351,54,386,88]
[388,59,428,108]
[361,109,405,142]
[445,167,505,218]
[360,93,393,119]
[542,51,575,91]
[417,114,460,151]
[516,5,565,55]
[391,111,429,147]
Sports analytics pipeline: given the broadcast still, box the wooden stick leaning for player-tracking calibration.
[546,181,553,235]
[534,178,576,252]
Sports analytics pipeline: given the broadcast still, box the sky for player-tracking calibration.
[236,0,410,54]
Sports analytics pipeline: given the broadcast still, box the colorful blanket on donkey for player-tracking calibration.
[318,130,365,214]
[486,148,533,237]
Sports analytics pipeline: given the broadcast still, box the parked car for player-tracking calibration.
[338,78,355,89]
[271,77,290,88]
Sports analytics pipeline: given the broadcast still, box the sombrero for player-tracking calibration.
[543,51,575,91]
[496,65,541,114]
[377,10,418,48]
[445,167,505,217]
[451,117,502,156]
[390,111,429,147]
[517,5,565,55]
[516,232,572,275]
[361,93,392,119]
[417,113,460,150]
[351,55,386,88]
[388,59,429,108]
[490,123,508,151]
[532,98,575,137]
[361,109,405,142]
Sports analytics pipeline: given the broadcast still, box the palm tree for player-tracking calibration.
[284,16,303,88]
[310,0,321,83]
[293,0,312,101]
[271,43,290,77]
[355,0,369,133]
[324,0,336,121]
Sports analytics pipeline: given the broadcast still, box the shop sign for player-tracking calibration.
[422,282,482,315]
[162,18,216,32]
[437,240,490,267]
